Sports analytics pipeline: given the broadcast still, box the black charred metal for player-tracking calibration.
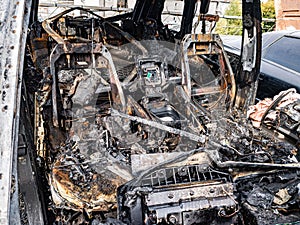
[177,0,197,39]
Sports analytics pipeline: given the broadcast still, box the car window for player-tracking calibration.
[262,32,287,49]
[264,36,300,73]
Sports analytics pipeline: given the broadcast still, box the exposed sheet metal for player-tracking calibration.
[0,0,32,224]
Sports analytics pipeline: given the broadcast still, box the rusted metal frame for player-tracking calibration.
[181,34,217,99]
[41,7,142,107]
[214,36,236,108]
[194,14,220,34]
[49,43,103,127]
[181,34,193,98]
[41,2,157,60]
[217,48,229,104]
[0,0,32,223]
[42,6,147,57]
[100,45,126,108]
[102,21,148,56]
[122,67,137,85]
[127,95,151,119]
[42,19,64,44]
[50,42,126,126]
[110,108,206,143]
[181,34,218,99]
[42,7,104,44]
[35,82,52,158]
[181,33,234,102]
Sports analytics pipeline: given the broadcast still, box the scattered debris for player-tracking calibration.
[273,188,292,205]
[248,88,300,145]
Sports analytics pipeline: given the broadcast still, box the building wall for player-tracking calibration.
[162,0,225,32]
[73,0,102,7]
[275,0,300,30]
[38,0,229,29]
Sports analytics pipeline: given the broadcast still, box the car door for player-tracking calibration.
[257,35,300,99]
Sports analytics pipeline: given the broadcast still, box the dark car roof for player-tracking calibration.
[262,30,291,49]
[222,30,300,52]
[263,30,300,50]
[286,30,300,38]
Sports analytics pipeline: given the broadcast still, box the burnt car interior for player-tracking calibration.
[11,0,300,224]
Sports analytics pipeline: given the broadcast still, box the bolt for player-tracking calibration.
[168,215,177,224]
[218,208,226,217]
[168,193,174,199]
